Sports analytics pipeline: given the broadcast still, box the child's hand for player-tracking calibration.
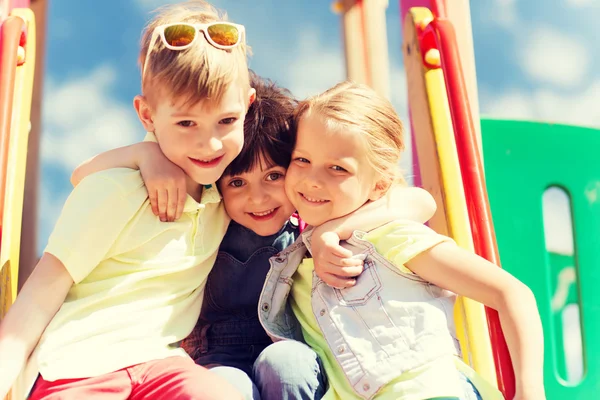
[312,231,363,289]
[137,144,187,222]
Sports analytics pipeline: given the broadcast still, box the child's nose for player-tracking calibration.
[249,186,268,203]
[305,171,324,188]
[197,135,223,152]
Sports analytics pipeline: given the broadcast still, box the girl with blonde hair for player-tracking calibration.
[258,81,545,400]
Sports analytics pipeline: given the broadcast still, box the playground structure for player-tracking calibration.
[0,0,597,399]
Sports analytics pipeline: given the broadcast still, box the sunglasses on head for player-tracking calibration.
[142,21,246,79]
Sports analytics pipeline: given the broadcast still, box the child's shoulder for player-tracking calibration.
[78,168,146,198]
[361,219,451,251]
[364,219,437,237]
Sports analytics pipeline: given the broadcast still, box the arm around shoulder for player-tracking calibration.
[317,185,436,241]
[0,253,73,398]
[71,142,161,187]
[311,186,436,289]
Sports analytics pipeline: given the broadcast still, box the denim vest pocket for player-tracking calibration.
[334,257,382,306]
[314,256,411,352]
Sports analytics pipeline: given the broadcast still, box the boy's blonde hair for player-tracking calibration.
[139,0,250,106]
[295,81,406,188]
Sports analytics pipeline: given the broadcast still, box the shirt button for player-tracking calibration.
[337,345,345,354]
[262,303,270,312]
[363,383,370,391]
[319,309,326,316]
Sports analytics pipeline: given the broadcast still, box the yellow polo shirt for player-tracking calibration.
[36,167,229,381]
[291,221,503,400]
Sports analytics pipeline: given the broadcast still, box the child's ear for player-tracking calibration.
[248,87,256,107]
[369,178,391,202]
[133,95,155,132]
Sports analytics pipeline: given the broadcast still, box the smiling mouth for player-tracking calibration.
[247,207,279,220]
[189,155,224,168]
[300,193,329,204]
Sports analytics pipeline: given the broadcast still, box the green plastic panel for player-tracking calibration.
[482,119,600,399]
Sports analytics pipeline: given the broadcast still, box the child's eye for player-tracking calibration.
[294,157,309,164]
[331,165,347,172]
[220,117,237,125]
[266,172,284,181]
[177,120,195,127]
[228,179,245,188]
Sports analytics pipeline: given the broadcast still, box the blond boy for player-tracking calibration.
[0,2,253,399]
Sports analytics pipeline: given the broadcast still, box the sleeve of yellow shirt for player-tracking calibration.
[364,220,453,273]
[44,169,148,284]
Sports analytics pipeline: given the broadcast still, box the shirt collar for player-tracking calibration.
[183,183,222,212]
[143,131,157,143]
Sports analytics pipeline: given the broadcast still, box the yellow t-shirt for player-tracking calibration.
[36,168,229,381]
[290,220,503,400]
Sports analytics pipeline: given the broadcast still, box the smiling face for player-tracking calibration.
[218,155,296,236]
[285,113,384,227]
[135,81,254,192]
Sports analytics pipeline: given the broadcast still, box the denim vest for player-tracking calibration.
[258,227,460,399]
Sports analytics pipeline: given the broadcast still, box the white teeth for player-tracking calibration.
[193,156,218,163]
[303,194,327,203]
[251,208,275,216]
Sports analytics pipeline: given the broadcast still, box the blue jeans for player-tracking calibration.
[254,341,327,400]
[211,341,326,400]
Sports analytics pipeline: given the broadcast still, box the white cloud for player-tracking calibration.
[479,89,535,120]
[490,0,519,29]
[286,29,345,99]
[480,79,600,128]
[42,64,141,172]
[518,27,589,89]
[39,65,142,252]
[566,0,595,6]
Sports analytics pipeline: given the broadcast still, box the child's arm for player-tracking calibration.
[312,186,436,288]
[70,143,148,186]
[0,254,73,397]
[407,243,545,400]
[71,143,187,222]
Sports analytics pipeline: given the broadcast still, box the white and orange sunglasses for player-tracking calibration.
[142,21,246,78]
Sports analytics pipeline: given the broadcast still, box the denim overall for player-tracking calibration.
[259,226,466,400]
[184,219,300,376]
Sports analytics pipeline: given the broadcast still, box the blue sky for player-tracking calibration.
[39,0,600,253]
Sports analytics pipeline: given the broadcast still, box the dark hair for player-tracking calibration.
[221,71,297,177]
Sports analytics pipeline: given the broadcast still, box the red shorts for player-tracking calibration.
[29,356,242,400]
